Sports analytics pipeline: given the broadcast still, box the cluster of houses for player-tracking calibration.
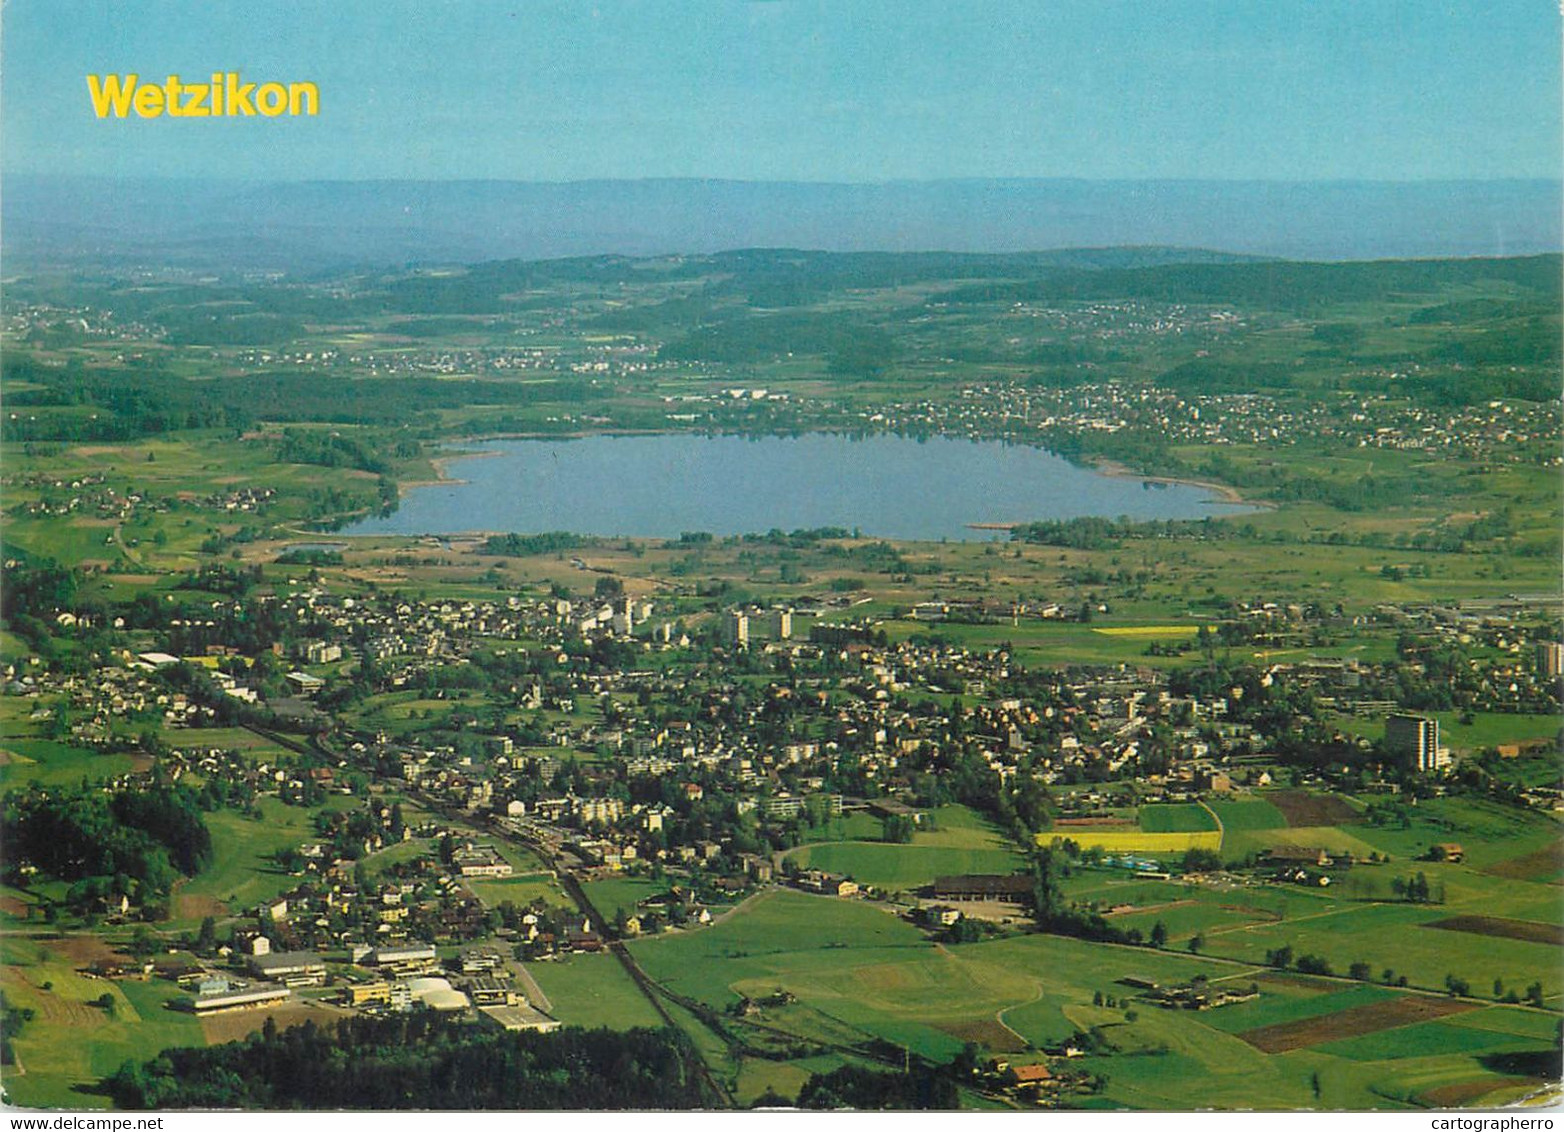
[3,461,278,526]
[374,636,1282,848]
[1123,975,1260,1012]
[831,379,1561,470]
[20,566,1561,852]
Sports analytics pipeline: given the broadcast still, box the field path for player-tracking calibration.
[994,980,1047,1048]
[1205,900,1360,937]
[513,961,552,1014]
[709,888,770,928]
[1104,898,1197,918]
[1198,799,1225,849]
[110,522,144,568]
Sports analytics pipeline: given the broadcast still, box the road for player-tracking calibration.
[474,809,736,1108]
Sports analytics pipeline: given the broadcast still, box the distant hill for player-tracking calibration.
[3,177,1559,272]
[931,255,1564,312]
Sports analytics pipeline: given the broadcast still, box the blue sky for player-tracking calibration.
[5,0,1559,182]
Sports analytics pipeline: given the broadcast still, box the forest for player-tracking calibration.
[103,1016,711,1109]
[4,783,213,907]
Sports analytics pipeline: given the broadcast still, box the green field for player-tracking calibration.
[464,874,572,912]
[1316,1020,1538,1062]
[0,937,206,1109]
[1332,710,1562,753]
[960,935,1324,1110]
[795,812,884,844]
[1222,825,1382,862]
[918,804,1015,849]
[1199,901,1562,1000]
[524,952,664,1030]
[488,841,550,874]
[581,876,674,921]
[0,738,137,793]
[1063,874,1305,941]
[1206,798,1289,832]
[1139,803,1221,833]
[353,836,436,881]
[1198,981,1398,1035]
[733,1053,853,1108]
[1445,1005,1564,1041]
[1342,796,1563,870]
[630,890,929,1005]
[1093,625,1204,639]
[1111,901,1280,942]
[881,619,1214,670]
[172,794,357,922]
[782,802,1022,890]
[786,842,1022,891]
[159,726,299,765]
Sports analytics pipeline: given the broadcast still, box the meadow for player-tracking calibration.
[629,891,1542,1110]
[1206,797,1289,831]
[1198,900,1561,1001]
[0,934,206,1109]
[580,876,674,921]
[785,843,1023,892]
[781,803,1023,891]
[170,794,359,925]
[523,952,664,1030]
[1138,803,1220,833]
[462,872,572,912]
[0,738,137,794]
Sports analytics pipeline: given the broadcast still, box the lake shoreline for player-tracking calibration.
[361,432,1259,540]
[398,449,509,495]
[418,434,1262,508]
[1090,458,1269,510]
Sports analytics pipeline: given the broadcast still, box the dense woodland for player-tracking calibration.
[103,1017,710,1109]
[0,355,591,441]
[795,1063,960,1110]
[4,783,213,907]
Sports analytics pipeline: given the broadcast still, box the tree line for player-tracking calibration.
[104,1015,711,1109]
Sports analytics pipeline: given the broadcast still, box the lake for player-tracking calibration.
[344,433,1250,541]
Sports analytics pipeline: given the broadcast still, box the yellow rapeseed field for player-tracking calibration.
[1091,625,1210,639]
[1037,830,1222,853]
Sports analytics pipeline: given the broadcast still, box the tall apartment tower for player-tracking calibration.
[1386,713,1446,772]
[761,608,793,641]
[725,610,750,647]
[612,597,635,636]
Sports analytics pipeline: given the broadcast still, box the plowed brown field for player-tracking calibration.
[1267,791,1357,828]
[1238,994,1477,1053]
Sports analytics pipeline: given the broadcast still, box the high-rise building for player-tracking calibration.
[760,608,793,640]
[1536,641,1563,678]
[612,597,635,636]
[1386,714,1445,772]
[725,610,749,647]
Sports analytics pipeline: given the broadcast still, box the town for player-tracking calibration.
[2,247,1560,1111]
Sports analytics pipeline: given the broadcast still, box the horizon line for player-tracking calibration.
[5,173,1562,188]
